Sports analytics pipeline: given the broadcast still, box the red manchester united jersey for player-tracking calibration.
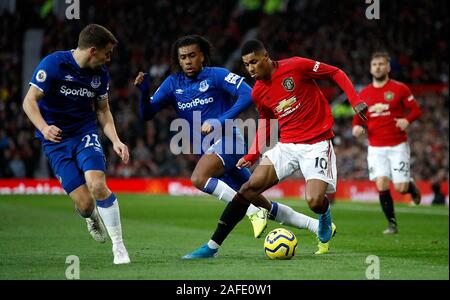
[352,79,422,147]
[245,57,364,163]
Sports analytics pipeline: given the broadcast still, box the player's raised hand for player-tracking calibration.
[201,122,214,135]
[236,157,252,169]
[354,102,368,121]
[41,125,62,143]
[395,118,410,131]
[352,125,366,138]
[113,141,129,164]
[134,72,146,86]
[134,72,150,95]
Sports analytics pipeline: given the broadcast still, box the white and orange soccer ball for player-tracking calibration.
[264,228,298,260]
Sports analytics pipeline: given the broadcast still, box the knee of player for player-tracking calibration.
[241,179,263,195]
[87,180,109,199]
[394,184,409,194]
[306,195,327,214]
[190,173,207,190]
[376,177,390,191]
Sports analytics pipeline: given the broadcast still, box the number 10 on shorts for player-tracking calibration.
[315,157,328,170]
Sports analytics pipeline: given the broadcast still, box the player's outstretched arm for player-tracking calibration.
[96,99,129,164]
[299,57,368,121]
[22,86,62,143]
[134,72,168,121]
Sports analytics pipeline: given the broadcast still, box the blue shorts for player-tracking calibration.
[42,131,106,194]
[206,132,251,191]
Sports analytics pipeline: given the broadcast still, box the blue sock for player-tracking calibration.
[96,193,116,208]
[268,202,279,220]
[318,205,332,243]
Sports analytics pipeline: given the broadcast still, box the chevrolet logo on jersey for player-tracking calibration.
[368,103,390,115]
[275,96,297,113]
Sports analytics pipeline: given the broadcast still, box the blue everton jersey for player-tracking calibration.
[29,50,110,140]
[146,67,253,150]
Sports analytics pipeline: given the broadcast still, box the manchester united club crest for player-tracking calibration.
[282,77,295,92]
[384,91,395,101]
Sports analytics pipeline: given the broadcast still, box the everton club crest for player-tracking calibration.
[199,80,209,92]
[282,77,295,92]
[91,76,101,89]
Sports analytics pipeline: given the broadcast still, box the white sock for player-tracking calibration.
[207,239,220,249]
[97,195,124,245]
[204,178,260,216]
[273,203,319,235]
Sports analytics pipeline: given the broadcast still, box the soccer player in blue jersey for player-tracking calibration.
[22,24,130,264]
[135,35,326,259]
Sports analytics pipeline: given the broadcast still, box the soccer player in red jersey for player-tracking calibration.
[183,39,368,258]
[352,52,422,234]
[236,39,368,246]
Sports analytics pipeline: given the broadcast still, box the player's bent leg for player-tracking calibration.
[272,202,320,235]
[394,182,409,194]
[85,170,130,264]
[70,185,95,217]
[183,159,278,259]
[195,153,266,238]
[408,179,422,205]
[375,176,390,192]
[305,179,329,214]
[239,157,279,211]
[395,181,421,205]
[306,179,333,243]
[191,153,225,192]
[69,184,108,243]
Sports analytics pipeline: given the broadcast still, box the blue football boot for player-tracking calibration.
[182,243,218,259]
[318,206,333,243]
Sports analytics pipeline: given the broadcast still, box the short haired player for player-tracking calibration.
[23,24,130,264]
[352,52,422,234]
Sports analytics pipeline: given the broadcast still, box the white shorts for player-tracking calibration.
[263,140,337,193]
[367,142,411,183]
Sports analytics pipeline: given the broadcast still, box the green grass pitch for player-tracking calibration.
[0,194,448,280]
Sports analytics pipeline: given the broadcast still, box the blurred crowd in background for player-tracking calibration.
[1,0,448,186]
